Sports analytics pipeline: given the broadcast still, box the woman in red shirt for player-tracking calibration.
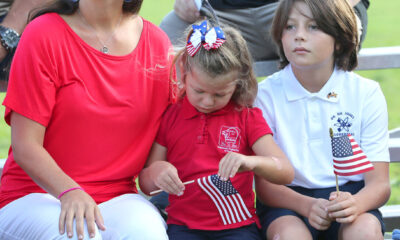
[0,0,174,239]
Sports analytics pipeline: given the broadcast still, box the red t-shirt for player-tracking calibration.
[157,97,272,230]
[0,13,175,208]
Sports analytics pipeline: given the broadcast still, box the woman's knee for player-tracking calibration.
[100,194,167,240]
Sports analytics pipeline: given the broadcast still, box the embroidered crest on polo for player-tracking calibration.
[330,111,355,136]
[186,20,226,57]
[218,126,241,152]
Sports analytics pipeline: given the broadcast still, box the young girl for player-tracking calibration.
[139,20,294,240]
[255,0,390,240]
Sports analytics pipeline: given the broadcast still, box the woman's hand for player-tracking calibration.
[307,198,332,230]
[327,191,360,223]
[218,152,255,180]
[151,161,185,196]
[59,189,105,239]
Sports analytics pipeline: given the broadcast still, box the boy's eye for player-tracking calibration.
[309,24,319,30]
[285,24,295,30]
[215,93,225,98]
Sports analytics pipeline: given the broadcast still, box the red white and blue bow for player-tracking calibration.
[186,20,226,57]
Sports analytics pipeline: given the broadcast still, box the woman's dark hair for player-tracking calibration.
[29,0,143,21]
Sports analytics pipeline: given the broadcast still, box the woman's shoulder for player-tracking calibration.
[25,13,64,33]
[23,13,66,43]
[142,18,172,47]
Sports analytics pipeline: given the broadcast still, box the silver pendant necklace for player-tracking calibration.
[78,9,123,54]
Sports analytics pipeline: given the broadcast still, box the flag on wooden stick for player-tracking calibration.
[331,133,374,176]
[197,174,252,225]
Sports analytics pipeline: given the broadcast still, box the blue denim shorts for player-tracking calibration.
[167,223,262,240]
[256,181,384,240]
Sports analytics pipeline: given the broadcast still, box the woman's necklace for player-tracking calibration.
[77,10,123,54]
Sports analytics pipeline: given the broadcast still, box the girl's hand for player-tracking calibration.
[218,152,256,181]
[327,191,359,223]
[307,198,332,230]
[59,189,105,239]
[151,161,185,196]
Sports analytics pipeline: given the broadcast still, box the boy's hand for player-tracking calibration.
[218,152,256,181]
[152,161,185,196]
[327,191,359,223]
[307,198,332,230]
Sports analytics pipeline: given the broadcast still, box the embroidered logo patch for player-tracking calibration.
[218,126,241,152]
[330,111,355,137]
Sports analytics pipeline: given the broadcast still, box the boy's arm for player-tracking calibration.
[139,143,184,196]
[255,178,332,230]
[327,162,390,223]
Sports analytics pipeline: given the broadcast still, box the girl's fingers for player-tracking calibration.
[158,174,184,195]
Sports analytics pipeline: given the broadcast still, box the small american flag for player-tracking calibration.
[197,174,252,225]
[331,134,374,176]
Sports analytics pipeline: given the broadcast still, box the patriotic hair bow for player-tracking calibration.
[186,20,226,57]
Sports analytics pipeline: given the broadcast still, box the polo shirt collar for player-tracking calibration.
[181,96,235,119]
[283,65,342,103]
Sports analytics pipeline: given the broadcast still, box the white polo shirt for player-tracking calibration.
[255,65,390,188]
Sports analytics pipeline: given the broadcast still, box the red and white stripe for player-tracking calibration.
[333,135,374,176]
[197,176,252,225]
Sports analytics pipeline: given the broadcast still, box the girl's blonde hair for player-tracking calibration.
[172,21,258,108]
[272,0,358,71]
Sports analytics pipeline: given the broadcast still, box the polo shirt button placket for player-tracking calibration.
[197,114,206,144]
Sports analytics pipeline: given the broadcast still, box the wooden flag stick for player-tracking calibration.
[149,180,195,196]
[335,174,340,196]
[330,128,340,196]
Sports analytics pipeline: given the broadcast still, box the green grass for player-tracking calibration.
[0,0,399,204]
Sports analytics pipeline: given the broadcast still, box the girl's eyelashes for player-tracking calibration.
[194,89,204,94]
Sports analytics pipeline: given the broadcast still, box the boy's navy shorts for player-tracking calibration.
[167,223,262,240]
[256,181,385,240]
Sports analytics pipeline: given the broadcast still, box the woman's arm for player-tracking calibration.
[139,142,185,196]
[10,112,105,239]
[218,134,294,184]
